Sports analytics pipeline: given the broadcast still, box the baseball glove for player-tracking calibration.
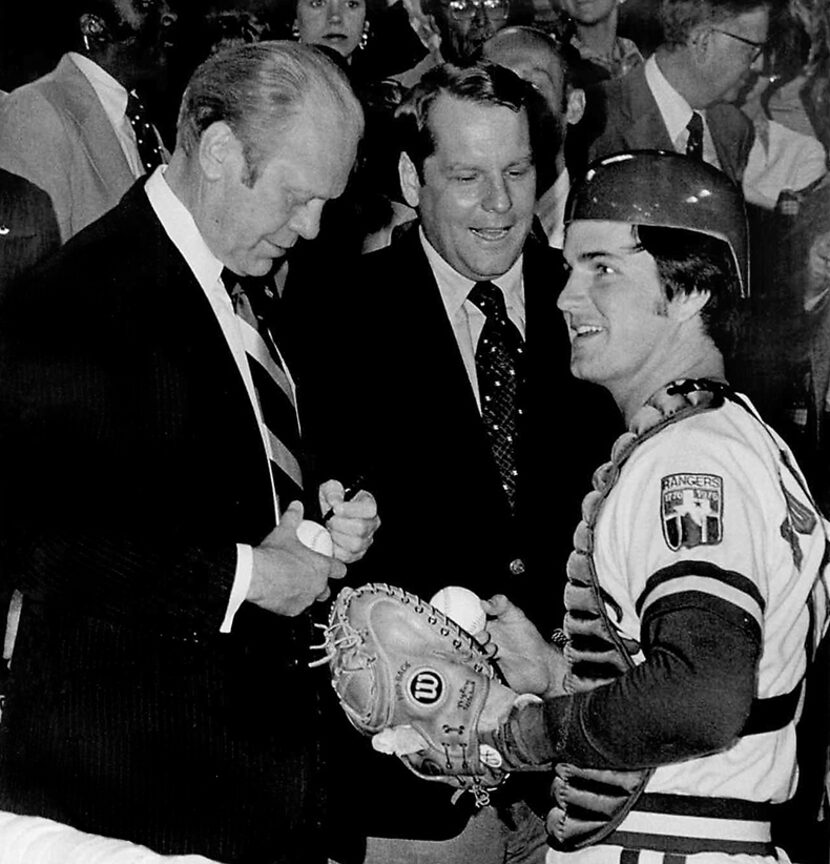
[314,583,525,805]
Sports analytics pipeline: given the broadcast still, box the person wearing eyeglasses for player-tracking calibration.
[586,0,770,184]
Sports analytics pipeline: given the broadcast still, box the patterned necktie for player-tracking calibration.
[686,111,704,161]
[467,280,524,512]
[126,90,164,175]
[221,269,304,503]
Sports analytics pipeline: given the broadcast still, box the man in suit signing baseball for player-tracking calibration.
[0,42,377,864]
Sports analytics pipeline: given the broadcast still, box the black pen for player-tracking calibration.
[322,475,367,523]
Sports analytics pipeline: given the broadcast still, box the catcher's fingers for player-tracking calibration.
[316,585,332,603]
[372,726,428,757]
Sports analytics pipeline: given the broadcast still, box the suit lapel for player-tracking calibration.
[620,66,675,151]
[52,56,136,196]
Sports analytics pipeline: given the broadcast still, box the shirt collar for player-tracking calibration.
[144,166,224,292]
[644,53,695,145]
[570,33,643,74]
[536,167,570,249]
[418,226,524,319]
[69,52,131,132]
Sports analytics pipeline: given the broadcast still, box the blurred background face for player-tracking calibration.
[295,0,366,59]
[701,6,769,103]
[110,0,178,82]
[561,0,617,26]
[482,38,567,117]
[432,0,511,60]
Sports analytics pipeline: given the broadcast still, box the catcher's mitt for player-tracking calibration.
[314,583,524,805]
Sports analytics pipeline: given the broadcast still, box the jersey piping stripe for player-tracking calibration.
[639,577,763,629]
[618,810,771,842]
[636,561,765,617]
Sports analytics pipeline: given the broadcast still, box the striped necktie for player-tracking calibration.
[467,280,524,512]
[221,269,304,503]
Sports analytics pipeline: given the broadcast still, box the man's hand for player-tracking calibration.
[318,479,379,563]
[481,595,567,698]
[248,500,346,616]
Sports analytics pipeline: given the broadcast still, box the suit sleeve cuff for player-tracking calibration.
[219,543,252,633]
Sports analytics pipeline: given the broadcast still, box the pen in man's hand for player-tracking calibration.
[322,475,367,523]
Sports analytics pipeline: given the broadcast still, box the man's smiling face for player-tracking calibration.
[408,94,536,281]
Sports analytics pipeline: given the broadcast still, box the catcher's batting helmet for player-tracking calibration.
[565,151,749,297]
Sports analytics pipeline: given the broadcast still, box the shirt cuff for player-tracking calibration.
[219,543,252,633]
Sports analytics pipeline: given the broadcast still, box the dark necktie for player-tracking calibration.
[221,269,304,505]
[686,111,704,161]
[126,90,164,175]
[467,280,524,512]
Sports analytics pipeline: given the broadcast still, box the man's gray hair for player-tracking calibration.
[176,40,363,185]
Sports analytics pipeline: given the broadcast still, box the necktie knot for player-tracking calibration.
[126,90,164,175]
[686,111,704,160]
[468,280,508,324]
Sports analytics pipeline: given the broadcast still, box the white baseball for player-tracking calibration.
[429,585,486,634]
[296,519,334,557]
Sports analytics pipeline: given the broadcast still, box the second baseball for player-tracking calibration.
[429,585,486,634]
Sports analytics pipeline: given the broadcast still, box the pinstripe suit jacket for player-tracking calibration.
[0,181,331,864]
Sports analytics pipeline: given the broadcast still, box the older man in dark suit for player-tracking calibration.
[0,42,377,864]
[295,61,618,864]
[586,0,770,183]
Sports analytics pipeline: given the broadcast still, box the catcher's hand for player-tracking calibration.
[315,583,524,804]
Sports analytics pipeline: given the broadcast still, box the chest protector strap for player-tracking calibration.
[547,379,729,851]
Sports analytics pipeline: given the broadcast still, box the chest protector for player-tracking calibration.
[547,379,729,851]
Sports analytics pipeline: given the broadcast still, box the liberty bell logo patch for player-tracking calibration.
[661,473,723,551]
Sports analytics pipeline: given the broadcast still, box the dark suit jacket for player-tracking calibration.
[586,64,754,183]
[292,226,621,840]
[0,181,331,864]
[0,169,60,293]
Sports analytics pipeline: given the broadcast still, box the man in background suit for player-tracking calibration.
[0,42,377,864]
[586,0,770,183]
[297,62,618,864]
[0,0,177,242]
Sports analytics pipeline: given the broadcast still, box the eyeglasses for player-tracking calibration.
[446,0,508,20]
[710,28,766,62]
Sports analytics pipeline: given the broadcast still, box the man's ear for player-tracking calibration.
[689,25,712,65]
[398,152,422,209]
[565,88,585,126]
[199,121,239,182]
[670,288,710,323]
[80,12,109,45]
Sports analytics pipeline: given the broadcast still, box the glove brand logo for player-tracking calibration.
[409,669,443,705]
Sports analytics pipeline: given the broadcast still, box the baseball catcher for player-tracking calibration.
[320,153,830,864]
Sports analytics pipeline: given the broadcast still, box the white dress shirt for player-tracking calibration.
[420,228,525,411]
[69,52,162,178]
[144,166,273,633]
[537,167,570,250]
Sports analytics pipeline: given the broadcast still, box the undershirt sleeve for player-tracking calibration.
[509,598,761,769]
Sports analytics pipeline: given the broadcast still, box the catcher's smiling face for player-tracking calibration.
[559,220,686,410]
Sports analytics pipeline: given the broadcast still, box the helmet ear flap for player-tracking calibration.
[566,150,749,298]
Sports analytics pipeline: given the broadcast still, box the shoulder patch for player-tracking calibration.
[661,473,723,551]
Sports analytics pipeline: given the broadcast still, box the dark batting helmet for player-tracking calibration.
[565,150,749,297]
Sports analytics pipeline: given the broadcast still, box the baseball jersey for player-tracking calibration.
[543,387,828,864]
